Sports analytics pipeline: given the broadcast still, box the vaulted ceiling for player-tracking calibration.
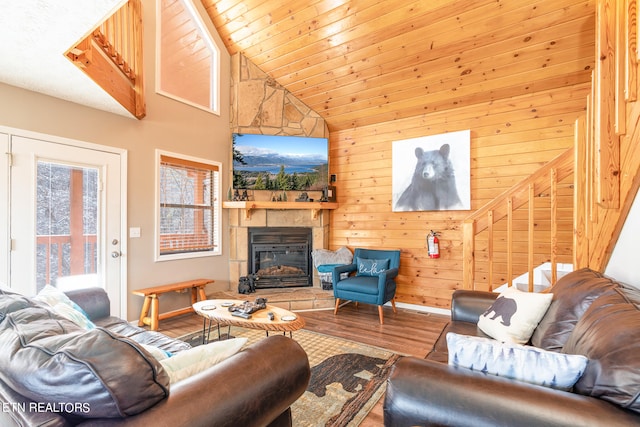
[201,0,595,132]
[0,1,594,127]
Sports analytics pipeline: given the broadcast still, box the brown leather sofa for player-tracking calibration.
[383,268,640,426]
[0,286,310,426]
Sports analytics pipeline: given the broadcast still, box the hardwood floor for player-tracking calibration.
[159,302,449,358]
[157,302,450,426]
[302,303,449,358]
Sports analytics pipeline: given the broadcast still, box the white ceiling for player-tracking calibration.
[0,0,132,117]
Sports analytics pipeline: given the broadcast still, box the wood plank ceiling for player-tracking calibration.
[201,0,595,132]
[161,0,213,109]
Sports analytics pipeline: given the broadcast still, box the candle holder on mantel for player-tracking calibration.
[270,191,288,202]
[231,189,253,201]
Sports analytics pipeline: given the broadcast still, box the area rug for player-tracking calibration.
[178,327,400,427]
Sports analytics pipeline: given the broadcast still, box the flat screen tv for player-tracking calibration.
[232,133,329,191]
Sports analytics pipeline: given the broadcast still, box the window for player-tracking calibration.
[156,151,221,260]
[156,0,220,114]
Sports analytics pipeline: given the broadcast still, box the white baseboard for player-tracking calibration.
[387,300,451,317]
[296,300,451,317]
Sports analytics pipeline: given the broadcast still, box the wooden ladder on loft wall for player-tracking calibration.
[65,0,145,119]
[463,0,640,291]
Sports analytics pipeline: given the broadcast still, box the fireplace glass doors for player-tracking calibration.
[248,227,312,288]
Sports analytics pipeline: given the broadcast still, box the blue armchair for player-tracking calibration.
[332,248,401,324]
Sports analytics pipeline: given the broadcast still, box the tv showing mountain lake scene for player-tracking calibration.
[232,133,329,191]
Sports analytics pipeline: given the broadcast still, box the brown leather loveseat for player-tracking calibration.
[383,268,640,426]
[0,286,310,426]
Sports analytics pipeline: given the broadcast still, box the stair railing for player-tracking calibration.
[65,0,145,119]
[462,148,574,292]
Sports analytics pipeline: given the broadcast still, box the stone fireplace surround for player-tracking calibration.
[225,52,337,309]
[226,203,335,294]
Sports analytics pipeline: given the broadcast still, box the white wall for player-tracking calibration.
[0,0,233,320]
[605,187,640,287]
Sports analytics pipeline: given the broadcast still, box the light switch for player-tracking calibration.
[129,227,141,238]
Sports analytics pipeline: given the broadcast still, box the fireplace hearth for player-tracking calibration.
[249,227,312,288]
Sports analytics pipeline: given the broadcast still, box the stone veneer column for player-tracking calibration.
[230,53,328,138]
[227,53,333,290]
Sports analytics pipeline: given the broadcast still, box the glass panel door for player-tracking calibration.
[36,161,99,291]
[8,134,125,316]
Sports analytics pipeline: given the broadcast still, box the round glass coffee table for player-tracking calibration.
[193,299,305,343]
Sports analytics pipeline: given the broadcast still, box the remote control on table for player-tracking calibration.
[232,311,252,319]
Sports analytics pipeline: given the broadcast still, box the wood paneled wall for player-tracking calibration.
[575,0,640,272]
[329,84,591,309]
[202,0,599,309]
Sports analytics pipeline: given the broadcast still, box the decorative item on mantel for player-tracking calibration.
[296,192,313,202]
[270,191,288,202]
[320,185,336,202]
[231,189,253,201]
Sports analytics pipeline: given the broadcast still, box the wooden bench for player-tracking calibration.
[132,278,213,331]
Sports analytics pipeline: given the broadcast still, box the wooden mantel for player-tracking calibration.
[222,201,338,220]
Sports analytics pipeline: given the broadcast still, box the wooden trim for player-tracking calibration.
[487,210,494,291]
[587,78,596,227]
[616,0,627,134]
[161,154,220,171]
[550,168,558,285]
[130,0,145,118]
[64,0,145,119]
[462,221,475,290]
[626,0,638,101]
[527,183,535,292]
[591,108,640,271]
[595,0,620,209]
[223,201,338,220]
[574,115,588,269]
[507,198,513,288]
[66,38,137,114]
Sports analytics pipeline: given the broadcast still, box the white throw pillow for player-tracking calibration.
[446,332,588,390]
[160,338,247,384]
[140,344,171,361]
[477,287,552,344]
[33,285,96,330]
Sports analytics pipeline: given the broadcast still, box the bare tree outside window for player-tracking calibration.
[158,152,221,260]
[36,162,98,290]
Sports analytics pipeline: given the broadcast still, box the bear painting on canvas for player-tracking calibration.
[392,130,470,212]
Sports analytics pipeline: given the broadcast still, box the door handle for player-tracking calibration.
[111,251,121,258]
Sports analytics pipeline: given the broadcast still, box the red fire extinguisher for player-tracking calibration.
[427,230,440,259]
